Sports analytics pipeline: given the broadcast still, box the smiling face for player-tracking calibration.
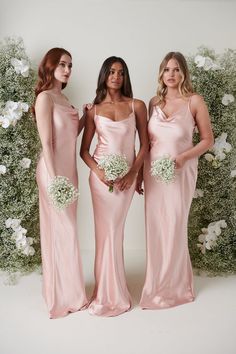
[106,62,124,90]
[162,58,183,89]
[54,54,72,84]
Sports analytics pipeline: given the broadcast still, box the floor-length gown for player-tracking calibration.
[88,101,136,317]
[140,99,197,309]
[36,92,88,318]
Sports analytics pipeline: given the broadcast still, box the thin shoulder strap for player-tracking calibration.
[131,99,135,113]
[188,95,192,108]
[94,104,97,117]
[43,91,54,104]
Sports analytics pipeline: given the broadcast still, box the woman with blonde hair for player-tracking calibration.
[34,48,88,318]
[139,52,214,309]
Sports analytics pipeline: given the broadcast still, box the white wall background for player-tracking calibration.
[1,0,236,250]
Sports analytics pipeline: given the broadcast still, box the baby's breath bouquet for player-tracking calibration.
[97,154,129,192]
[150,155,175,183]
[47,176,79,211]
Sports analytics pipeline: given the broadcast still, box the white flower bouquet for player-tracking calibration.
[150,155,175,183]
[97,154,129,192]
[47,176,79,210]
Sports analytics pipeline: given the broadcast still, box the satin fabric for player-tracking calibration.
[140,100,197,309]
[36,92,88,318]
[88,104,136,317]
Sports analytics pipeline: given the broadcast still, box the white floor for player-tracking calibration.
[1,250,236,354]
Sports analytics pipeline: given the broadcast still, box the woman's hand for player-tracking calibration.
[94,167,113,187]
[136,170,144,195]
[115,170,137,191]
[174,154,187,169]
[82,103,93,114]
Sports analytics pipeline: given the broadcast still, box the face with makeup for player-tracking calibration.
[162,58,182,89]
[54,54,72,85]
[106,62,124,90]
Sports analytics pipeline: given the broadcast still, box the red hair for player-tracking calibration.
[32,48,72,115]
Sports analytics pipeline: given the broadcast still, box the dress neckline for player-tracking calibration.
[96,111,135,123]
[156,102,188,120]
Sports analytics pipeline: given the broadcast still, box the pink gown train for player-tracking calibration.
[140,99,197,309]
[36,92,88,318]
[88,101,136,317]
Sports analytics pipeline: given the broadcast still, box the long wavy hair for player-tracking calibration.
[32,48,72,115]
[94,56,133,104]
[156,52,194,106]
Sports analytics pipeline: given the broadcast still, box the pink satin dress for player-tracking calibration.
[36,92,88,319]
[88,101,136,317]
[140,99,197,309]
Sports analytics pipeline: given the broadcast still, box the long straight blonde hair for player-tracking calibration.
[156,52,194,106]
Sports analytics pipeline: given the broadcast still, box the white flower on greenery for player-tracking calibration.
[12,226,27,240]
[194,55,205,67]
[5,218,13,228]
[193,189,204,198]
[222,94,235,106]
[5,217,35,257]
[0,115,10,128]
[5,218,21,230]
[203,57,214,71]
[98,154,129,192]
[194,55,219,71]
[10,58,29,77]
[0,165,7,174]
[230,170,236,178]
[0,100,29,127]
[20,158,31,169]
[210,132,232,160]
[204,153,214,162]
[197,220,227,254]
[22,244,35,256]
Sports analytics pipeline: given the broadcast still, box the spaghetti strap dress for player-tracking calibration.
[36,91,88,318]
[140,98,197,309]
[88,100,136,317]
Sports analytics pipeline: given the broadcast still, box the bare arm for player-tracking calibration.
[175,95,214,168]
[116,99,149,191]
[78,113,86,135]
[35,92,56,179]
[136,97,154,194]
[78,103,94,135]
[80,107,110,186]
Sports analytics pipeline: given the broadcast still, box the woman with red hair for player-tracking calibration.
[33,48,88,318]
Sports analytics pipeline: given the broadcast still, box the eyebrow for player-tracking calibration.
[110,68,123,71]
[165,66,179,69]
[59,60,72,64]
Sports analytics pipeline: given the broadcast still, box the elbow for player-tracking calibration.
[208,135,214,150]
[80,148,86,161]
[80,149,84,160]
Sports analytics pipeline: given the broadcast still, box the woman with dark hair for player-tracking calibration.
[80,56,148,317]
[34,48,87,318]
[139,52,214,309]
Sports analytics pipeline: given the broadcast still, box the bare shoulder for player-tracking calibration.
[190,94,206,107]
[133,98,147,110]
[35,91,53,107]
[149,96,158,107]
[86,105,96,120]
